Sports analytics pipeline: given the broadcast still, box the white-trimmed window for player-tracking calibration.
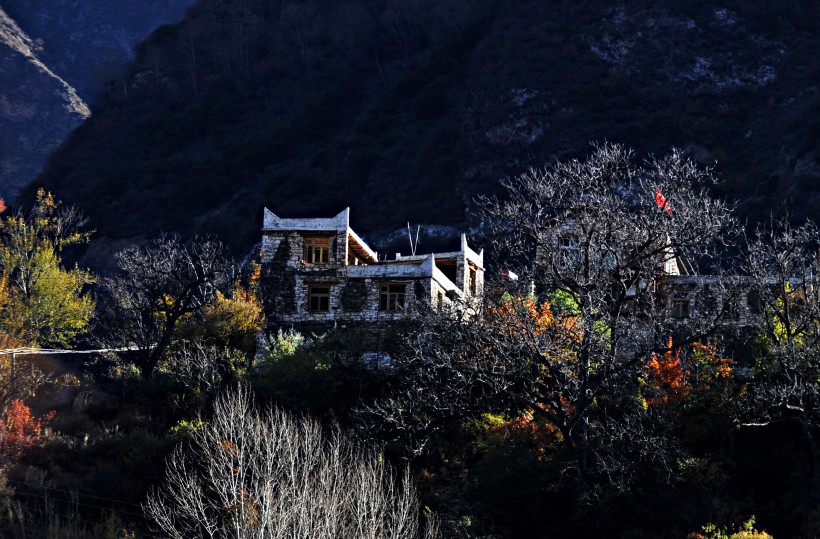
[304,237,331,264]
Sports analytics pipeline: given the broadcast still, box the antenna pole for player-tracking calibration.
[407,223,421,256]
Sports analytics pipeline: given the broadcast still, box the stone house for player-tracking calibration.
[259,208,484,342]
[535,220,756,326]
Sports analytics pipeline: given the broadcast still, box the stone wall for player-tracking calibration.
[260,211,485,346]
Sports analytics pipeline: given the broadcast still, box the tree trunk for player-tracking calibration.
[140,317,179,380]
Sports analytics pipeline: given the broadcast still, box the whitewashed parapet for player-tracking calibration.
[263,207,349,232]
[347,256,433,278]
[461,233,484,268]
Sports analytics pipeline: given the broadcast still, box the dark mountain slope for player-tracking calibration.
[0,0,195,199]
[26,0,820,262]
[0,7,88,198]
[2,0,195,98]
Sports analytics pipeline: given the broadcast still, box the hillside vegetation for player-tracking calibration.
[24,0,820,262]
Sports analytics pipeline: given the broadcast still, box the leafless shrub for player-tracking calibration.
[145,387,438,539]
[165,341,231,398]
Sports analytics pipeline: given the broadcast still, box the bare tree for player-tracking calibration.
[144,45,166,86]
[361,144,739,498]
[380,0,475,64]
[329,3,376,59]
[100,235,231,379]
[196,0,266,78]
[145,387,439,539]
[739,218,820,479]
[178,23,201,95]
[165,341,232,401]
[280,2,322,67]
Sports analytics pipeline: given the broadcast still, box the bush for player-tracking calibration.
[146,387,439,538]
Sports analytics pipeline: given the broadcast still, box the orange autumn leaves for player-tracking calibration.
[0,399,55,459]
[644,338,735,408]
[645,336,687,406]
[487,295,581,343]
[482,296,579,459]
[486,405,563,460]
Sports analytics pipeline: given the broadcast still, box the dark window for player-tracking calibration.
[724,295,743,320]
[304,237,331,264]
[672,292,690,319]
[559,239,580,269]
[469,267,477,295]
[435,260,458,283]
[603,251,617,270]
[380,284,406,311]
[309,285,330,312]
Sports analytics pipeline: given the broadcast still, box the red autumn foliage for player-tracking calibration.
[645,338,736,409]
[488,405,563,459]
[0,399,55,459]
[645,336,688,406]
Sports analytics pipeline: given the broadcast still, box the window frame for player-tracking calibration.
[303,237,331,265]
[671,292,691,319]
[308,285,331,312]
[379,284,406,311]
[468,267,478,296]
[558,238,581,269]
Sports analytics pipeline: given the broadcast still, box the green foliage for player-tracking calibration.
[0,190,94,346]
[16,248,94,346]
[548,289,580,316]
[258,328,305,365]
[252,327,386,422]
[170,418,206,439]
[690,516,773,539]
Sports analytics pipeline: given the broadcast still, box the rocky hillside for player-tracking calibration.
[0,0,194,199]
[0,7,88,198]
[23,0,820,263]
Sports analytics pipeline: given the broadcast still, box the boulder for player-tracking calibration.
[52,386,79,409]
[71,390,120,416]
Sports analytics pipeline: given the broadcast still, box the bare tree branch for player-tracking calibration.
[146,387,439,539]
[99,235,231,379]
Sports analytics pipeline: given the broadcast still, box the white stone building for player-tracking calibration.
[259,208,484,334]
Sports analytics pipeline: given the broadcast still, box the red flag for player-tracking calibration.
[655,188,672,215]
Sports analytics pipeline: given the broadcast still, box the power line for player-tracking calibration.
[5,478,143,507]
[0,346,140,356]
[12,488,146,519]
[4,505,163,539]
[8,490,165,539]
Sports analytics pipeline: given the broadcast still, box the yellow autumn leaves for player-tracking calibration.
[0,190,94,347]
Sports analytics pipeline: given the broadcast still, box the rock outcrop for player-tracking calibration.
[0,0,195,199]
[0,7,88,198]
